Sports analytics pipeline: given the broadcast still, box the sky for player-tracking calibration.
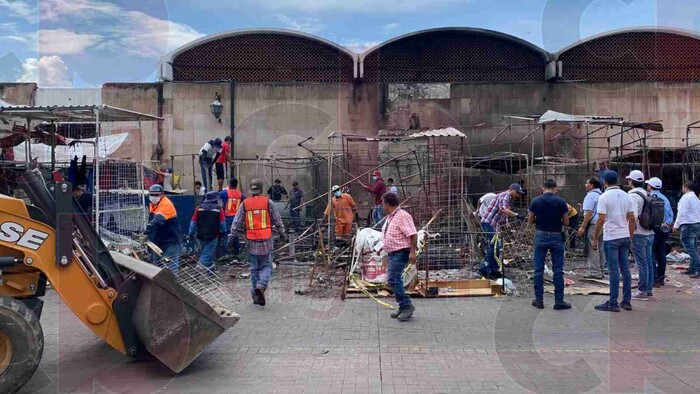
[0,0,699,87]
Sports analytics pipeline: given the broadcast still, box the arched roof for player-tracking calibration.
[360,27,552,83]
[159,29,358,82]
[556,27,700,82]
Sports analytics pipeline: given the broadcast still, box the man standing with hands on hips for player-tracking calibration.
[381,192,417,322]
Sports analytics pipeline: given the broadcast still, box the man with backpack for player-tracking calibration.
[646,177,673,287]
[577,177,605,279]
[188,191,227,270]
[626,170,663,300]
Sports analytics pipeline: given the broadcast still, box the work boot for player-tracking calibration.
[255,284,266,306]
[251,288,260,305]
[553,301,572,310]
[531,300,544,309]
[620,302,633,311]
[390,307,404,319]
[397,305,415,322]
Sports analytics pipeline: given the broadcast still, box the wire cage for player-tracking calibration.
[96,159,148,244]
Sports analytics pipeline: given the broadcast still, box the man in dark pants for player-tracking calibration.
[645,177,673,287]
[381,192,418,321]
[527,179,571,310]
[288,181,304,233]
[480,183,525,279]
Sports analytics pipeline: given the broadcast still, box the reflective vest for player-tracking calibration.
[243,196,272,240]
[224,188,242,217]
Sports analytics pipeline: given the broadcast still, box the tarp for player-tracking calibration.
[13,133,129,162]
[537,110,622,124]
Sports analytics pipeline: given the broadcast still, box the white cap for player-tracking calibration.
[331,185,341,193]
[646,177,662,189]
[625,170,645,182]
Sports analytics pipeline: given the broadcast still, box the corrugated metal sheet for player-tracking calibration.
[408,127,466,138]
[35,88,102,107]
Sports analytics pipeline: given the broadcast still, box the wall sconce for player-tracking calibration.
[210,92,223,123]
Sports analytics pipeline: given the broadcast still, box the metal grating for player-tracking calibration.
[172,33,355,83]
[363,31,546,83]
[559,32,700,82]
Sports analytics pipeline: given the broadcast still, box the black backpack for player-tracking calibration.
[632,191,665,230]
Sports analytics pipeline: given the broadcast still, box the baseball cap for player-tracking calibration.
[646,177,662,190]
[509,183,525,194]
[372,171,381,177]
[602,170,618,184]
[625,170,645,182]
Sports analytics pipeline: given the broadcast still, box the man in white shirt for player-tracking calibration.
[626,170,655,300]
[673,182,700,278]
[476,192,497,219]
[198,138,222,192]
[592,170,636,312]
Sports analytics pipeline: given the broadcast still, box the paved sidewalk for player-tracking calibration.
[22,282,700,393]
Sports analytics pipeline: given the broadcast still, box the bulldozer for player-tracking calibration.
[0,169,240,392]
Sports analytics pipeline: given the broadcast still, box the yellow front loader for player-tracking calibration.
[0,169,239,392]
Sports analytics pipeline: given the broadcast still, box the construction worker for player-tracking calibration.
[364,170,387,226]
[221,178,244,256]
[229,179,287,306]
[188,191,226,270]
[215,136,231,191]
[324,185,357,244]
[146,184,182,273]
[198,138,222,192]
[288,181,304,233]
[480,183,525,279]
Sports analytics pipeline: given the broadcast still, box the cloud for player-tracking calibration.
[384,22,400,30]
[242,0,469,13]
[39,29,103,54]
[0,0,35,21]
[276,15,324,34]
[109,11,204,58]
[39,0,121,21]
[18,55,72,87]
[339,39,381,53]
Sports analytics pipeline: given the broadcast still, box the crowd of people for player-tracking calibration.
[477,170,700,312]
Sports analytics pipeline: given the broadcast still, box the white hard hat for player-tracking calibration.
[331,185,341,193]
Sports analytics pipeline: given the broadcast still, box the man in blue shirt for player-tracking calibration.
[527,179,571,310]
[576,177,605,279]
[646,177,673,287]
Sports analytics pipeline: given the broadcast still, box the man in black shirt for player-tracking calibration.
[527,179,571,310]
[267,179,288,202]
[73,184,92,213]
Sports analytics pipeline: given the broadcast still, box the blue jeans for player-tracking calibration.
[632,234,654,293]
[387,249,412,309]
[604,237,632,307]
[151,242,181,274]
[290,207,301,232]
[680,223,700,274]
[481,222,501,275]
[652,229,669,283]
[224,216,240,255]
[198,239,217,268]
[533,232,565,303]
[372,205,385,227]
[249,252,272,290]
[199,156,213,192]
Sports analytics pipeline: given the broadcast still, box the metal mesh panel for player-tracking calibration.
[172,33,355,82]
[559,32,700,82]
[363,31,546,83]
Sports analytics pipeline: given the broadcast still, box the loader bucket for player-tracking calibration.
[110,252,240,373]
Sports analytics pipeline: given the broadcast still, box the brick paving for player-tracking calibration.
[21,278,700,393]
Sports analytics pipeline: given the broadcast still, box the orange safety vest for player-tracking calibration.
[224,188,242,217]
[243,196,272,240]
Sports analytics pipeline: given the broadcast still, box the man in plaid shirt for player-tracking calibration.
[381,192,417,321]
[480,183,525,279]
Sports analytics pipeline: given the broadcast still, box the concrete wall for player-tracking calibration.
[0,83,36,105]
[36,88,102,106]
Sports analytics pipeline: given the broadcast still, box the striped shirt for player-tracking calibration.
[231,199,285,255]
[481,191,511,230]
[382,207,417,253]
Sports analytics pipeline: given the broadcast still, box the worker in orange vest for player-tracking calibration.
[220,178,245,256]
[229,179,287,306]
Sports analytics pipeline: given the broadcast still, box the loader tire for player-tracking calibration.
[0,296,44,394]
